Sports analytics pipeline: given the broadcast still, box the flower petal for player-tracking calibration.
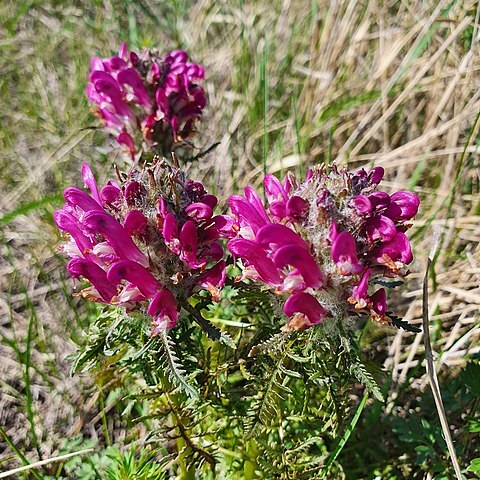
[82,210,148,267]
[185,202,213,221]
[351,195,372,216]
[331,231,362,274]
[54,209,93,253]
[123,210,148,236]
[229,195,269,234]
[384,191,420,221]
[273,245,324,289]
[107,260,160,298]
[117,131,136,157]
[63,188,103,212]
[373,232,413,265]
[256,224,309,250]
[364,215,396,242]
[283,292,328,327]
[197,260,226,301]
[370,288,387,316]
[81,164,101,205]
[117,68,152,109]
[148,289,180,333]
[228,238,281,285]
[369,166,384,184]
[264,174,287,203]
[286,196,308,219]
[67,257,116,302]
[179,220,198,267]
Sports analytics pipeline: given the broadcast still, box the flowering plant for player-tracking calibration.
[55,43,421,477]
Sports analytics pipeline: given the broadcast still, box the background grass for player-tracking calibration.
[1,0,480,478]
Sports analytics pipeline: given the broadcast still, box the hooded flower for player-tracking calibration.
[86,44,206,158]
[227,164,419,331]
[55,161,226,334]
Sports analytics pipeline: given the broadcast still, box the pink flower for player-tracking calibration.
[55,162,226,334]
[331,231,363,275]
[86,44,206,158]
[282,293,329,331]
[227,165,419,331]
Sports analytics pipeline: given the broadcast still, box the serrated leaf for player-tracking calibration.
[349,362,384,402]
[390,314,421,333]
[159,331,199,399]
[286,352,313,363]
[187,304,237,349]
[279,366,302,378]
[372,279,404,288]
[248,332,287,357]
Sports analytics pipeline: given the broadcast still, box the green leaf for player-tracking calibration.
[349,361,384,402]
[159,331,199,399]
[461,362,480,397]
[467,458,480,477]
[320,391,369,478]
[390,314,422,333]
[0,194,63,225]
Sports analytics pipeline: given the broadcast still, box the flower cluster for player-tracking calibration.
[86,44,206,158]
[227,165,419,332]
[59,43,420,337]
[54,162,227,334]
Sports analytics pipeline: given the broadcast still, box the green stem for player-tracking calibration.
[177,436,196,480]
[244,438,258,479]
[320,391,369,478]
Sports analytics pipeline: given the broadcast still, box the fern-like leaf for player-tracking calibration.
[245,340,295,437]
[159,331,199,399]
[349,361,384,402]
[390,313,421,333]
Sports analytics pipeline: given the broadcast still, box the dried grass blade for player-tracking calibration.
[0,448,94,479]
[423,231,463,480]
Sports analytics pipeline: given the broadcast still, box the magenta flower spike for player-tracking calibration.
[86,44,207,158]
[56,161,227,335]
[227,164,419,331]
